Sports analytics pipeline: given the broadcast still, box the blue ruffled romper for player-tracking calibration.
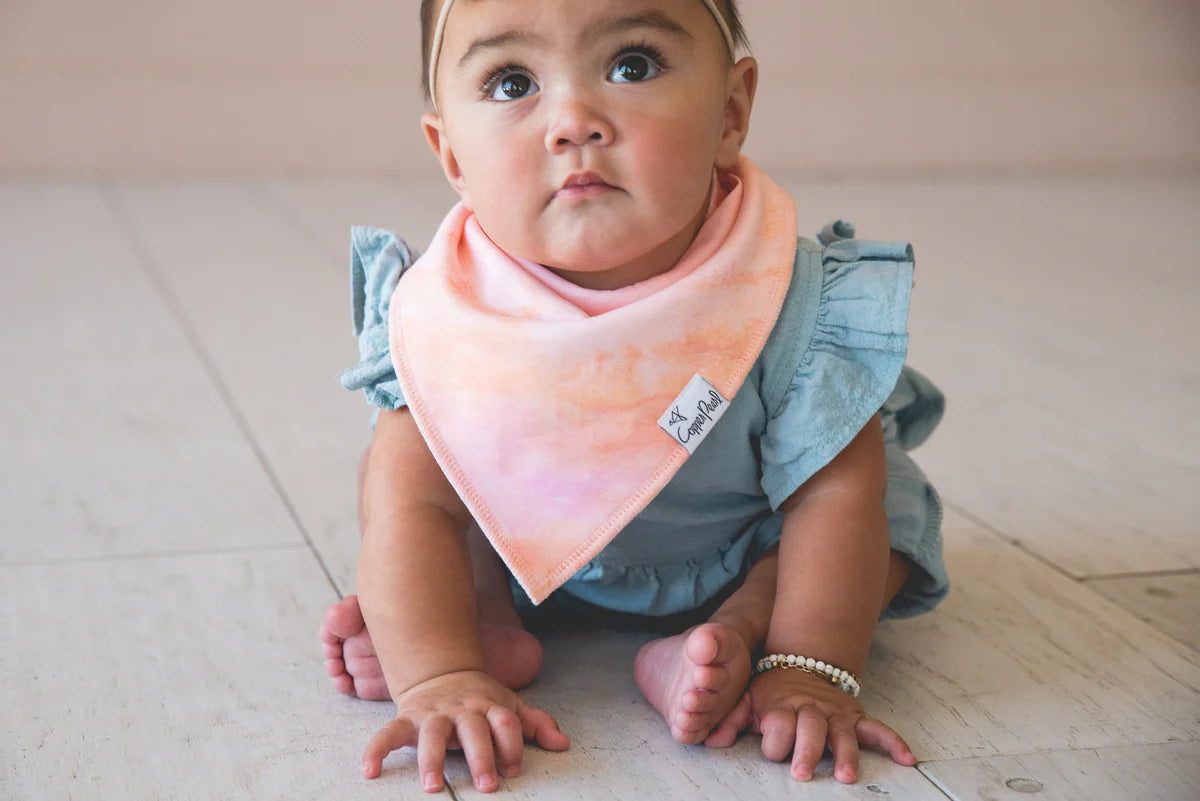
[342,221,950,621]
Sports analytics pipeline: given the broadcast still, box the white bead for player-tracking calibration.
[832,668,841,678]
[824,664,834,675]
[815,661,825,671]
[805,658,816,668]
[786,655,797,665]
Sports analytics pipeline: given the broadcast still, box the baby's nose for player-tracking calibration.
[545,98,614,151]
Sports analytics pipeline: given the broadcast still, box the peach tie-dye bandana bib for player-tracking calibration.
[390,156,798,603]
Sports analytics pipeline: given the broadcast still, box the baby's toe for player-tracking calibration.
[682,688,720,714]
[683,624,722,666]
[671,718,710,745]
[323,595,366,641]
[344,652,384,680]
[685,622,744,668]
[342,628,377,660]
[693,664,729,692]
[331,673,356,696]
[353,675,391,701]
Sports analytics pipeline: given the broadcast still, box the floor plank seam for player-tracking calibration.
[919,738,1199,763]
[916,764,963,801]
[1079,567,1200,582]
[98,180,344,599]
[1097,620,1198,656]
[1,541,308,568]
[942,499,1081,582]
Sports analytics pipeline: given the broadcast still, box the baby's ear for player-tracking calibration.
[715,56,758,170]
[421,112,473,208]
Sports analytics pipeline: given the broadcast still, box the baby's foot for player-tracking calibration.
[320,596,389,699]
[633,622,752,745]
[318,595,543,700]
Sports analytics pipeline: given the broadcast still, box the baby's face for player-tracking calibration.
[422,0,756,288]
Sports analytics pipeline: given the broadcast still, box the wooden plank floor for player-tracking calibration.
[2,177,1197,800]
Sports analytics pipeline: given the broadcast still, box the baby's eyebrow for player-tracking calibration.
[457,30,546,72]
[456,10,693,72]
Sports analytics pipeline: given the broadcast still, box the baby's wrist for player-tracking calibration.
[754,652,862,697]
[389,661,490,703]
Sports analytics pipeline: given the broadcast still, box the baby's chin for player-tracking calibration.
[525,235,665,275]
[487,221,680,282]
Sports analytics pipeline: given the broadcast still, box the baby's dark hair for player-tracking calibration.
[419,0,748,101]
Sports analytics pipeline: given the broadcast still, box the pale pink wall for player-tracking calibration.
[1,0,1197,177]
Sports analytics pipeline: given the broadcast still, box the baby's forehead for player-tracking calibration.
[446,0,714,33]
[441,0,730,53]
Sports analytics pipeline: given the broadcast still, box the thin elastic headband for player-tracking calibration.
[428,0,737,110]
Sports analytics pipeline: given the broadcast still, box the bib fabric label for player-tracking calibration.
[659,374,730,454]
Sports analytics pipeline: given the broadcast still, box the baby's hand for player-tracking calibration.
[361,669,570,793]
[714,668,915,783]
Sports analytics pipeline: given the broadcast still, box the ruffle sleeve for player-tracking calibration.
[759,234,915,509]
[338,227,418,411]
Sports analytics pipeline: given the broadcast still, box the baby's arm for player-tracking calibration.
[358,407,484,690]
[356,408,568,791]
[771,412,891,675]
[749,414,915,781]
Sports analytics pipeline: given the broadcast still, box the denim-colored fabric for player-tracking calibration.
[342,222,949,621]
[339,227,414,411]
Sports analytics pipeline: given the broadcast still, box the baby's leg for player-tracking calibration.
[636,547,913,746]
[319,446,543,700]
[634,547,779,745]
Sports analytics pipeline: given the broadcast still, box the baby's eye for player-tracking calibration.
[608,51,663,83]
[487,71,539,101]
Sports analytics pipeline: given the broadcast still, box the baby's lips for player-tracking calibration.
[559,170,612,190]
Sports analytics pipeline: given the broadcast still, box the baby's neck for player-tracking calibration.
[544,190,711,292]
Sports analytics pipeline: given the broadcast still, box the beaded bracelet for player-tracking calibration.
[754,653,861,698]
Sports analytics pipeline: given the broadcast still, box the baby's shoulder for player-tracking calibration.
[758,221,916,414]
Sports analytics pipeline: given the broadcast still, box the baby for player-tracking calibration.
[319,0,950,793]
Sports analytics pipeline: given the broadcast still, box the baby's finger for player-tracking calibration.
[487,705,526,779]
[827,714,861,784]
[457,712,500,792]
[789,705,828,781]
[758,706,798,763]
[416,716,454,792]
[517,702,571,751]
[855,717,917,766]
[704,694,752,748]
[362,717,417,780]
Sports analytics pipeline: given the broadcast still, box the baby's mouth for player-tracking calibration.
[555,172,618,199]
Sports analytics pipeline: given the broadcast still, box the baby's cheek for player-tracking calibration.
[630,128,714,212]
[468,155,542,248]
